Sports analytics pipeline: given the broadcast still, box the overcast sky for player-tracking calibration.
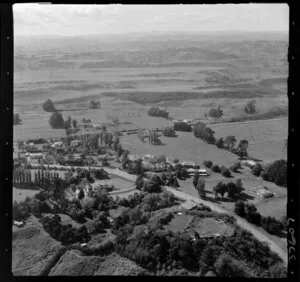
[13,3,289,36]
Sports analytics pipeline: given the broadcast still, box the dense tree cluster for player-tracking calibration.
[173,121,192,132]
[213,179,244,199]
[251,163,263,177]
[212,165,221,173]
[135,174,145,190]
[193,122,216,144]
[244,100,257,114]
[235,140,249,159]
[13,113,22,126]
[223,136,237,151]
[27,138,48,144]
[42,99,57,112]
[127,159,144,175]
[220,166,232,178]
[160,172,180,188]
[63,116,72,131]
[147,107,169,118]
[208,106,223,119]
[72,119,77,128]
[142,176,162,193]
[173,164,189,180]
[112,218,282,276]
[261,160,287,187]
[215,138,224,148]
[203,160,213,168]
[40,214,90,245]
[234,201,284,236]
[13,198,50,221]
[162,127,176,137]
[230,162,241,173]
[64,169,95,186]
[92,168,110,180]
[89,100,101,109]
[217,136,249,159]
[196,178,206,199]
[49,112,65,129]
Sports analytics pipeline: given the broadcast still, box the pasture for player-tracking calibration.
[92,174,134,191]
[176,167,287,219]
[13,187,40,203]
[164,213,234,237]
[211,117,287,162]
[121,131,238,167]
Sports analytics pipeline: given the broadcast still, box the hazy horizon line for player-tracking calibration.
[15,30,289,38]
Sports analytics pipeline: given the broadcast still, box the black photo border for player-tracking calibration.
[0,1,299,281]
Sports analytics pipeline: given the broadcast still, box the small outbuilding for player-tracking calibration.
[257,188,274,198]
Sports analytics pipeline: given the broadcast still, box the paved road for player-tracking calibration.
[164,186,288,265]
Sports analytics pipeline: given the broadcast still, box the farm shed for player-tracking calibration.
[256,188,274,198]
[242,160,257,168]
[199,169,208,176]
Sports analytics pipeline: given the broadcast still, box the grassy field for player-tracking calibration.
[164,213,234,237]
[93,174,134,190]
[164,213,195,233]
[12,215,65,276]
[189,217,234,237]
[13,187,40,203]
[211,118,287,162]
[121,131,238,166]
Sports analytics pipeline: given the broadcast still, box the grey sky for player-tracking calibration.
[13,3,289,36]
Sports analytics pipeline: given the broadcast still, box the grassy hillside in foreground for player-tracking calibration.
[12,215,66,276]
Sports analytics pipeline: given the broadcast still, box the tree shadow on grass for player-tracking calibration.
[204,196,234,203]
[152,141,166,146]
[235,192,255,201]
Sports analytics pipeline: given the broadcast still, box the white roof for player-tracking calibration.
[257,188,273,195]
[243,160,256,165]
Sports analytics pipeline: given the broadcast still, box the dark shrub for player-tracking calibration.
[251,163,263,177]
[212,165,221,173]
[261,160,286,187]
[173,121,192,132]
[203,160,213,168]
[43,99,56,112]
[147,107,169,118]
[220,166,231,178]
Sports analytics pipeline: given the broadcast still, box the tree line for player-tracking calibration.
[234,201,286,236]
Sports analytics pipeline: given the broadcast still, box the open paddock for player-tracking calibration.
[188,217,234,237]
[13,187,40,203]
[164,213,195,233]
[211,118,287,162]
[164,213,234,238]
[177,168,287,219]
[121,131,238,167]
[92,174,134,191]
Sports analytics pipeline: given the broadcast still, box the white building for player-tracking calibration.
[199,169,208,176]
[51,141,63,148]
[242,160,257,168]
[257,188,274,198]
